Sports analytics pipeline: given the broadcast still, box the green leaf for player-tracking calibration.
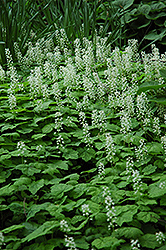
[17,128,33,134]
[31,134,46,140]
[107,124,120,132]
[0,205,8,211]
[22,221,59,243]
[42,123,54,134]
[144,29,166,40]
[92,236,124,249]
[71,215,85,225]
[26,202,51,221]
[114,227,143,239]
[54,160,68,170]
[160,196,166,206]
[2,224,25,233]
[95,142,105,150]
[13,177,31,187]
[75,237,89,249]
[113,0,134,10]
[149,98,166,106]
[148,181,166,198]
[62,201,76,211]
[47,208,64,220]
[154,159,164,170]
[70,184,87,199]
[138,81,166,94]
[63,148,79,159]
[142,165,157,175]
[0,184,14,196]
[51,184,73,199]
[137,211,159,223]
[160,68,166,78]
[139,234,160,249]
[71,218,89,231]
[81,147,96,162]
[137,198,157,206]
[116,205,138,226]
[138,4,151,15]
[29,179,45,195]
[148,143,163,154]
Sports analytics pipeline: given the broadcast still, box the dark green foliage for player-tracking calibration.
[0,37,166,249]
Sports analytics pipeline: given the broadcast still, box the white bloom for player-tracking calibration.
[102,187,117,230]
[105,134,116,162]
[81,204,91,216]
[153,117,161,135]
[0,65,5,81]
[156,231,165,244]
[60,220,70,232]
[98,162,105,179]
[159,181,165,189]
[36,145,43,151]
[64,235,77,250]
[120,110,132,134]
[0,232,5,246]
[131,239,140,250]
[17,141,26,156]
[135,139,147,162]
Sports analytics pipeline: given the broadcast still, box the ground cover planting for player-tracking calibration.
[0,32,166,249]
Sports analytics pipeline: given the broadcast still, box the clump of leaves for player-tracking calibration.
[0,34,166,250]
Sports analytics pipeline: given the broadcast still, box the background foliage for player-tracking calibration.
[1,0,166,249]
[0,33,166,249]
[1,0,166,65]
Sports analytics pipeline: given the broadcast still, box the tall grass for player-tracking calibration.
[0,0,130,65]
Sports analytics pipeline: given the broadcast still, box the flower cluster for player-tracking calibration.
[82,123,93,148]
[82,37,94,71]
[64,235,78,250]
[14,42,26,70]
[131,239,140,250]
[5,48,19,109]
[98,162,105,179]
[79,112,93,147]
[132,170,143,194]
[54,112,63,134]
[17,141,26,156]
[8,94,17,110]
[43,60,52,80]
[74,38,84,70]
[125,157,143,194]
[0,65,5,81]
[52,82,62,104]
[28,67,43,99]
[60,59,77,88]
[155,231,165,244]
[56,135,65,152]
[60,220,70,233]
[159,181,165,189]
[96,35,111,63]
[0,232,5,247]
[93,72,106,100]
[161,136,166,158]
[102,187,117,230]
[81,204,91,217]
[91,109,107,132]
[83,75,96,100]
[36,145,43,151]
[120,110,132,134]
[153,117,161,135]
[135,139,147,163]
[126,157,134,180]
[105,134,116,163]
